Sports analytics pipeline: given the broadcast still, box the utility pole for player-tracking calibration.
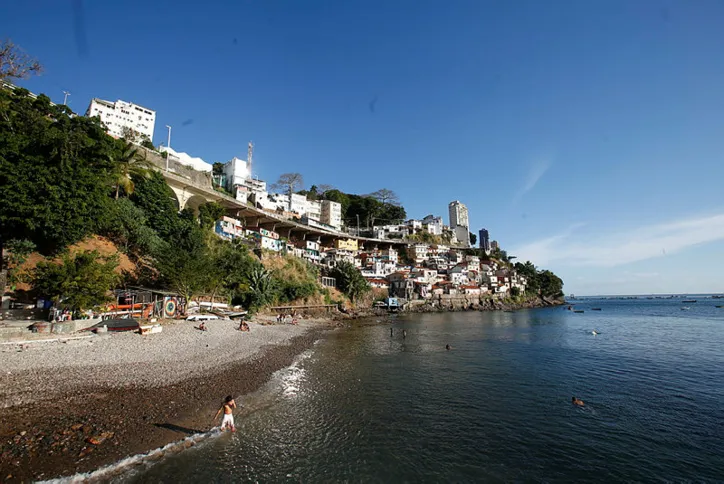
[356,214,360,235]
[165,125,172,171]
[62,91,70,105]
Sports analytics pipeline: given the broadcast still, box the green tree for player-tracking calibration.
[330,261,370,302]
[101,198,163,256]
[0,86,117,265]
[538,270,564,299]
[469,232,477,246]
[113,141,153,199]
[198,202,225,230]
[154,242,210,307]
[32,250,120,310]
[130,171,182,239]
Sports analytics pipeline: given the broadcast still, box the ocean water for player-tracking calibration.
[113,298,724,482]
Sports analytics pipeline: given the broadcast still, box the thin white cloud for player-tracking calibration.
[510,212,724,267]
[512,158,551,205]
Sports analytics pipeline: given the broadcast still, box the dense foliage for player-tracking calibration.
[514,261,564,299]
[321,189,407,228]
[330,261,371,302]
[32,251,120,310]
[0,88,121,260]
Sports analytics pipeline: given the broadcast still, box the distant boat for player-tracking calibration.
[574,310,584,313]
[681,307,690,311]
[716,305,723,309]
[683,300,697,303]
[592,330,599,335]
[591,308,602,311]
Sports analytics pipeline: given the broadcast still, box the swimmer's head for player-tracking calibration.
[225,395,234,403]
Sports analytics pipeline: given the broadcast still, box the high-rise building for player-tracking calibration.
[86,98,156,141]
[479,228,490,252]
[490,240,500,251]
[448,201,470,247]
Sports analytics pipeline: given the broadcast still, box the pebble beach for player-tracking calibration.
[0,316,334,481]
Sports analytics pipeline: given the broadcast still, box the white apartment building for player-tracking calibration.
[448,200,470,247]
[307,200,322,222]
[86,98,156,141]
[320,200,342,229]
[421,215,443,235]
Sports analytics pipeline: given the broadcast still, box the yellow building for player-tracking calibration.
[335,238,359,251]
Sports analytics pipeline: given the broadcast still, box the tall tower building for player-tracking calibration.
[448,201,470,247]
[479,228,490,252]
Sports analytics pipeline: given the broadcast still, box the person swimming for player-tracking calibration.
[572,396,584,406]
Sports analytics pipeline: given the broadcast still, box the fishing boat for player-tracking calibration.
[87,318,140,333]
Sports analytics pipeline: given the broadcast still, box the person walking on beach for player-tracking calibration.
[214,395,237,432]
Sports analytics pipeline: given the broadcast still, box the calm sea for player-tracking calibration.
[115,297,724,482]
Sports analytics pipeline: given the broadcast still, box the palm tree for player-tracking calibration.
[113,142,153,199]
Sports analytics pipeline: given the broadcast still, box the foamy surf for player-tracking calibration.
[40,428,224,483]
[41,348,316,483]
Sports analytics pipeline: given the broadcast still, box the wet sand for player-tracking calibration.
[0,317,335,482]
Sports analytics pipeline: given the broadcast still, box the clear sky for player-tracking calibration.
[3,0,724,295]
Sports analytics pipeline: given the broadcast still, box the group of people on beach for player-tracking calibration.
[276,311,299,325]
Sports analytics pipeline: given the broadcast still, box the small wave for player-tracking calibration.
[41,429,224,483]
[47,349,318,483]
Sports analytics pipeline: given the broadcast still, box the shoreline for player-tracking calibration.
[0,302,555,481]
[0,316,337,482]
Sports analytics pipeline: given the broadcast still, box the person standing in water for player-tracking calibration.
[403,329,407,339]
[214,395,237,431]
[390,327,393,337]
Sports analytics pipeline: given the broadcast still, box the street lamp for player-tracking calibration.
[165,125,172,171]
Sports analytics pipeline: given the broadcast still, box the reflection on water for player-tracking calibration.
[121,302,724,482]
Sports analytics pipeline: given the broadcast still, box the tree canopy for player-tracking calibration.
[0,86,120,263]
[321,189,407,229]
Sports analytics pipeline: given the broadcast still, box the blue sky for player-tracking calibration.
[3,0,724,295]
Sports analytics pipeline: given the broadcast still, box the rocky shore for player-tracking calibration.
[401,294,564,313]
[0,316,336,482]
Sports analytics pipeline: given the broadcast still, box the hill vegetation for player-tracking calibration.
[0,83,347,313]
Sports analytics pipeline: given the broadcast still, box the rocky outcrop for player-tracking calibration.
[403,294,563,313]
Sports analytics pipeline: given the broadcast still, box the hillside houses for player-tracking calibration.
[212,214,523,300]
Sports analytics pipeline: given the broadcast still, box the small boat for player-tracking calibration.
[682,300,697,303]
[88,318,140,332]
[592,330,599,335]
[591,308,602,311]
[715,305,722,308]
[574,310,584,313]
[681,307,690,311]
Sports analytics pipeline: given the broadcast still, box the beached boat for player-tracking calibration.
[87,318,140,332]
